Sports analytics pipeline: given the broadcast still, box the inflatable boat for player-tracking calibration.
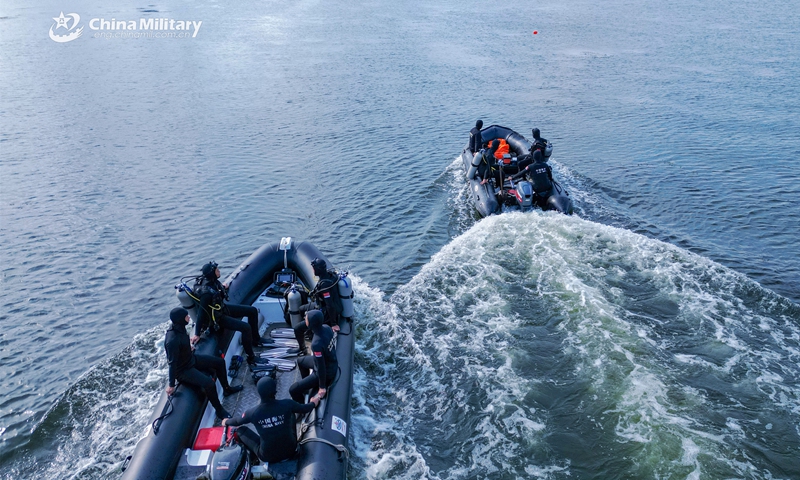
[460,125,573,216]
[121,238,355,480]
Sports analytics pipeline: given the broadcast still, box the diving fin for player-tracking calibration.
[270,328,296,339]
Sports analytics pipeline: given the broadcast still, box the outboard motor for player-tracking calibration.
[287,285,303,327]
[197,427,251,480]
[337,272,354,320]
[208,443,249,480]
[210,444,250,480]
[466,151,483,180]
[515,181,534,209]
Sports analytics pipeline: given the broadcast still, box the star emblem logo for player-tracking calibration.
[53,12,71,30]
[49,12,83,43]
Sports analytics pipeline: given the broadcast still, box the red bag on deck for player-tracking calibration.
[193,427,226,451]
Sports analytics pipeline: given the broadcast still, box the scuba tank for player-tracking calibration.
[337,272,354,320]
[466,151,483,180]
[287,285,304,327]
[176,286,195,309]
[175,283,200,321]
[543,141,553,160]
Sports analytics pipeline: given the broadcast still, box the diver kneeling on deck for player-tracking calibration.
[289,310,338,403]
[165,307,242,419]
[222,377,320,464]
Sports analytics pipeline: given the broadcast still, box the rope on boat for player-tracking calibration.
[298,437,350,460]
[152,389,177,435]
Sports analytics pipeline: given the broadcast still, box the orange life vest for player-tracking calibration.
[493,139,509,160]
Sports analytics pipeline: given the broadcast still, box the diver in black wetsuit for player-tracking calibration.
[468,120,484,154]
[223,377,319,464]
[508,150,554,200]
[164,307,242,419]
[293,258,341,353]
[531,128,548,153]
[308,258,341,329]
[518,128,549,171]
[476,140,501,186]
[289,310,338,403]
[193,262,270,368]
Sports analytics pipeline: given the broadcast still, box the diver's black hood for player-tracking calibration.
[257,377,277,401]
[201,262,218,281]
[307,309,324,334]
[311,258,327,276]
[169,307,189,329]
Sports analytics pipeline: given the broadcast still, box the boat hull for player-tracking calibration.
[122,240,353,480]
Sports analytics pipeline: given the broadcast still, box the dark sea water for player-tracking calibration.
[1,0,799,478]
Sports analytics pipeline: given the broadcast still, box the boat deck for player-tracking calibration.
[173,286,307,480]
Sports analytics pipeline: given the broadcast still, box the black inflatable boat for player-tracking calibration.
[460,125,573,216]
[121,238,355,480]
